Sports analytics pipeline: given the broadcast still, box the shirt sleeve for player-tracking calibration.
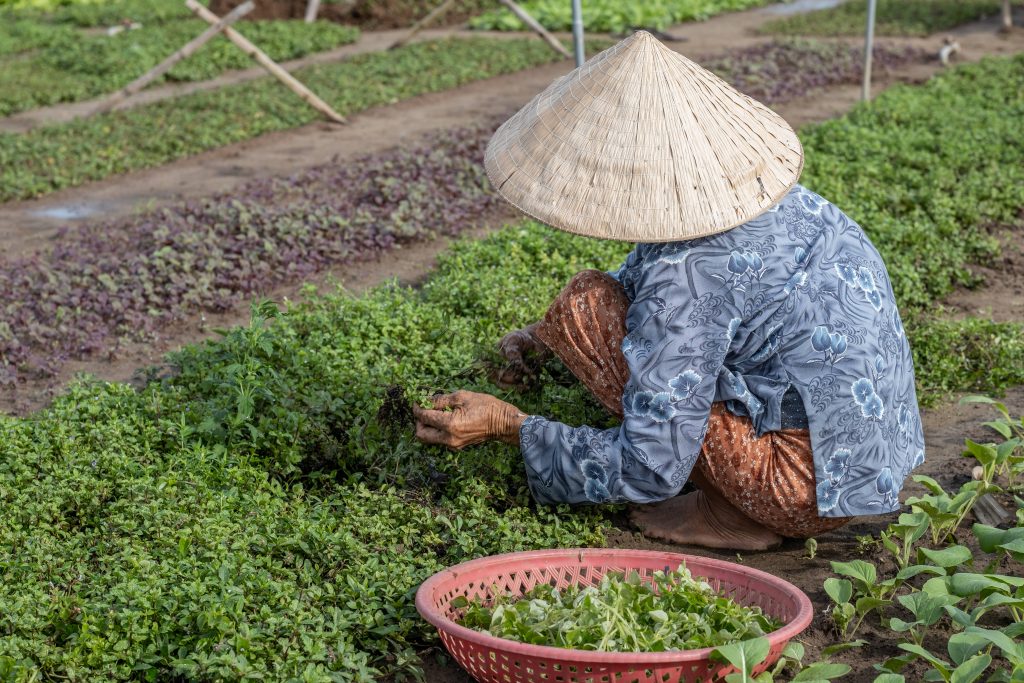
[519,257,740,505]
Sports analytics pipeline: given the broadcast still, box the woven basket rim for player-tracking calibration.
[415,547,813,664]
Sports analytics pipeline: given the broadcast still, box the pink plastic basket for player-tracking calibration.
[416,548,812,683]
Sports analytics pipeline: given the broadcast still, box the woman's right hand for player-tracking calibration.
[494,322,551,388]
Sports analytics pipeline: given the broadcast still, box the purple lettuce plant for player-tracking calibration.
[0,126,500,386]
[705,40,927,104]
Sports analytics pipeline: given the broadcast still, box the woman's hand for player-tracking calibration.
[413,390,527,450]
[494,322,551,388]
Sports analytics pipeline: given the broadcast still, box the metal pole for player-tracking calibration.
[571,0,584,67]
[304,0,321,23]
[861,0,877,101]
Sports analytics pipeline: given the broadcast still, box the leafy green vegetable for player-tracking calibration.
[0,0,199,28]
[470,0,768,33]
[0,19,360,116]
[0,17,76,56]
[0,37,597,202]
[457,565,781,651]
[760,0,1002,37]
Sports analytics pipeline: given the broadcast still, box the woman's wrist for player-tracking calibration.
[495,404,529,446]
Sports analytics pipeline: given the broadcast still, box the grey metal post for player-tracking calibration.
[571,0,585,67]
[861,0,877,101]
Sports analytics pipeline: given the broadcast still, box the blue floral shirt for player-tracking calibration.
[520,185,925,518]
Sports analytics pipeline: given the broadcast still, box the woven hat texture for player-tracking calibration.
[485,30,804,242]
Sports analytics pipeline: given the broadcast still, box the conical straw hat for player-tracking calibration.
[485,31,804,242]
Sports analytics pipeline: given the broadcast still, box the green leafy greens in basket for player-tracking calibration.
[453,564,782,652]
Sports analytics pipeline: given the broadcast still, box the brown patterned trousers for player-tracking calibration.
[533,270,849,538]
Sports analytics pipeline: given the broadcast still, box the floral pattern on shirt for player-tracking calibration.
[520,185,925,517]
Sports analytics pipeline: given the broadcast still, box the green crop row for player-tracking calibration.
[816,397,1024,680]
[0,228,622,681]
[760,0,1003,37]
[0,19,360,116]
[0,18,75,56]
[798,54,1024,399]
[1,49,1024,683]
[0,0,198,28]
[0,37,588,203]
[798,54,1024,310]
[470,0,767,32]
[0,0,206,56]
[0,218,1020,680]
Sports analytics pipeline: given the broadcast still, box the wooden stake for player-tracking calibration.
[304,0,321,23]
[497,0,571,59]
[388,0,458,50]
[93,1,254,115]
[186,0,346,124]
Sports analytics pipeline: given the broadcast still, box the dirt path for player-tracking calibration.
[0,0,846,135]
[3,7,1022,253]
[0,0,906,253]
[2,11,1023,413]
[945,222,1024,324]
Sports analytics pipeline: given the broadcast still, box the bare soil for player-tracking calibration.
[3,5,1022,251]
[2,9,1024,413]
[944,221,1024,324]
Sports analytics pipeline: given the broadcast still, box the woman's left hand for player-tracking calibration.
[413,390,527,450]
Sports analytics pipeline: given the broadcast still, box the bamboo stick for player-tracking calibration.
[93,1,254,115]
[498,0,571,59]
[186,0,346,124]
[388,0,458,50]
[304,0,321,23]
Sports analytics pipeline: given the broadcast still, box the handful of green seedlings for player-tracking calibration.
[454,564,781,652]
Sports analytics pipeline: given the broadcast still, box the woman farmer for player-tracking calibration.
[414,32,926,551]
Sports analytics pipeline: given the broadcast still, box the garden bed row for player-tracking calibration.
[470,0,768,32]
[1,53,1024,682]
[0,39,927,387]
[0,19,360,117]
[0,36,584,203]
[0,0,829,119]
[3,0,491,33]
[471,0,1003,34]
[1,0,201,29]
[759,0,1006,37]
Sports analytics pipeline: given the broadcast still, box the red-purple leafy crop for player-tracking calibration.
[0,126,500,386]
[705,40,927,104]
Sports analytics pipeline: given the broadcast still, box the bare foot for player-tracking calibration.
[629,490,783,551]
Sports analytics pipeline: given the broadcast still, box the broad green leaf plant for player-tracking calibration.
[819,398,1024,682]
